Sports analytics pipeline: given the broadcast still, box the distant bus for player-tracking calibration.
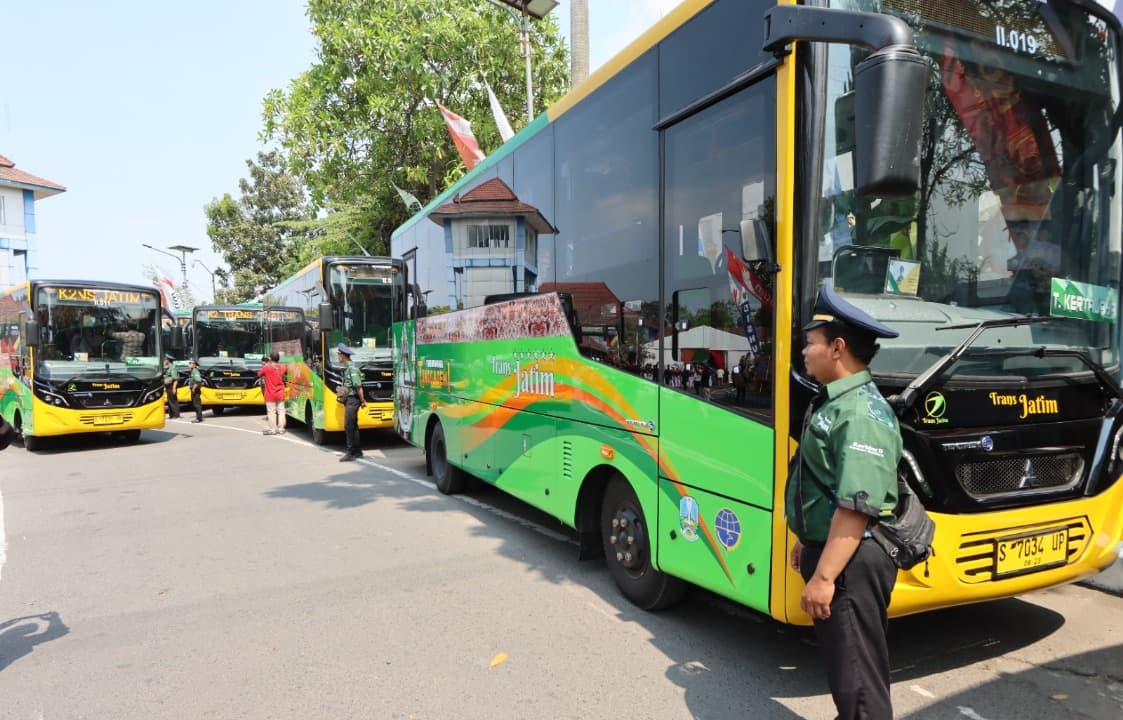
[0,279,167,449]
[264,256,421,443]
[161,308,194,405]
[189,304,305,415]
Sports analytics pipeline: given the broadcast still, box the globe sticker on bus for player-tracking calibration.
[714,508,741,550]
[679,496,699,542]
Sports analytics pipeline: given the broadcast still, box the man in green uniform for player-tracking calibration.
[337,343,366,461]
[187,359,204,423]
[163,354,180,419]
[785,284,902,720]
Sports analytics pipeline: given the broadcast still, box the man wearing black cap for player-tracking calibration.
[163,354,181,419]
[785,284,902,720]
[337,343,366,461]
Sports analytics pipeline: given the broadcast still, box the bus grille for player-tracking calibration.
[74,391,138,409]
[363,381,392,401]
[954,453,1084,501]
[954,516,1090,583]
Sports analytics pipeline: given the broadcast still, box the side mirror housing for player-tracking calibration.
[740,218,773,264]
[318,303,335,331]
[24,320,39,345]
[852,47,928,196]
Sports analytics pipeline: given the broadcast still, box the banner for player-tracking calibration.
[726,247,762,355]
[438,103,486,170]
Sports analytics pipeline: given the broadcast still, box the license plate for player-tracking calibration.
[995,528,1068,577]
[219,392,245,401]
[93,414,124,426]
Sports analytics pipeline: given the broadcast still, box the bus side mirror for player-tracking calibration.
[171,326,185,350]
[318,303,335,331]
[740,218,773,265]
[24,320,39,345]
[852,47,927,196]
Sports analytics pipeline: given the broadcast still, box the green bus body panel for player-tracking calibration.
[395,295,774,606]
[0,382,34,434]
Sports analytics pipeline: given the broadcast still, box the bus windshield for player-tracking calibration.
[34,285,162,378]
[820,0,1122,381]
[193,307,306,368]
[326,262,403,361]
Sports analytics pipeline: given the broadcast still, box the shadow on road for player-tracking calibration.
[261,454,1073,718]
[900,643,1123,720]
[0,611,69,673]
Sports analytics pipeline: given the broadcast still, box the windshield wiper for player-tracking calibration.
[965,346,1123,399]
[888,316,1063,418]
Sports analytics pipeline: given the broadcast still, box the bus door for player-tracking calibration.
[656,77,779,610]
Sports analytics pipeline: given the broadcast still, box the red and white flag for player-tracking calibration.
[485,82,515,143]
[152,271,180,311]
[438,103,486,170]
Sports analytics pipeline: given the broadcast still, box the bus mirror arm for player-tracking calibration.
[762,5,928,197]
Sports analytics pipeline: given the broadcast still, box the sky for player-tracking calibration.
[1,0,679,302]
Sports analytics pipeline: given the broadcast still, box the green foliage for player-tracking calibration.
[262,0,570,248]
[204,151,314,301]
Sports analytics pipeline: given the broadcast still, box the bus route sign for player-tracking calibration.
[1050,278,1118,323]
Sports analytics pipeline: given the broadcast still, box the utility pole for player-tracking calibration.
[570,0,589,86]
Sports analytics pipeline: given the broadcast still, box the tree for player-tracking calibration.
[204,151,314,301]
[261,0,570,250]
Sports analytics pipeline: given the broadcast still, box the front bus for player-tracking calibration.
[393,0,1123,626]
[0,280,167,449]
[191,304,305,415]
[779,0,1123,620]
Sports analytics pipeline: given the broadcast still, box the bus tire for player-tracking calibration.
[116,430,141,443]
[210,406,225,416]
[601,475,686,611]
[430,422,466,495]
[306,404,327,445]
[23,434,41,452]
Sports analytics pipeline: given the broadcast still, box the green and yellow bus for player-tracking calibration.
[188,304,305,415]
[392,0,1123,623]
[264,257,417,444]
[161,307,194,406]
[0,279,167,449]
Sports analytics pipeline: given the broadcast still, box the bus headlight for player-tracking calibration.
[141,386,166,405]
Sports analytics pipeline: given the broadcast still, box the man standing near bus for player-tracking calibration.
[187,359,204,423]
[164,354,180,419]
[258,351,287,435]
[337,343,366,461]
[786,284,902,720]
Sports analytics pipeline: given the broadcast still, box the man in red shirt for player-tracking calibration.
[258,351,288,435]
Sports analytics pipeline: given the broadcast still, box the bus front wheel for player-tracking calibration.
[429,423,466,495]
[306,404,327,445]
[600,475,685,611]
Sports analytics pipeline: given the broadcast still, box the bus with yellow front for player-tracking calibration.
[264,256,418,444]
[0,279,167,449]
[392,0,1123,623]
[189,304,305,415]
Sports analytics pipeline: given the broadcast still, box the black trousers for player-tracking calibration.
[166,385,180,418]
[800,539,898,720]
[191,387,203,421]
[343,396,362,456]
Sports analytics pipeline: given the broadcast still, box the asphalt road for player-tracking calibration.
[1,409,1121,719]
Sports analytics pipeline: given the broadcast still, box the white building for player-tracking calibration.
[0,154,65,286]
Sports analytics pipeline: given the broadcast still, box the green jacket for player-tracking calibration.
[785,370,901,543]
[189,368,203,388]
[343,363,363,397]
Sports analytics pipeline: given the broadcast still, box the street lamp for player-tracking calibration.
[142,243,198,287]
[193,259,218,301]
[483,0,558,123]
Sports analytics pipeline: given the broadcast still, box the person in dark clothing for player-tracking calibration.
[187,359,204,423]
[164,354,180,419]
[785,284,902,720]
[337,343,366,461]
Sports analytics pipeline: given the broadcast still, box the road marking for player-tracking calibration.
[957,707,991,720]
[910,685,936,699]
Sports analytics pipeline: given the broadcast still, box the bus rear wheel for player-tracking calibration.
[429,422,466,495]
[601,475,685,611]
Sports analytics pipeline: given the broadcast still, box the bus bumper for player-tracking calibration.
[31,400,166,437]
[200,387,264,407]
[323,400,395,431]
[889,478,1123,617]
